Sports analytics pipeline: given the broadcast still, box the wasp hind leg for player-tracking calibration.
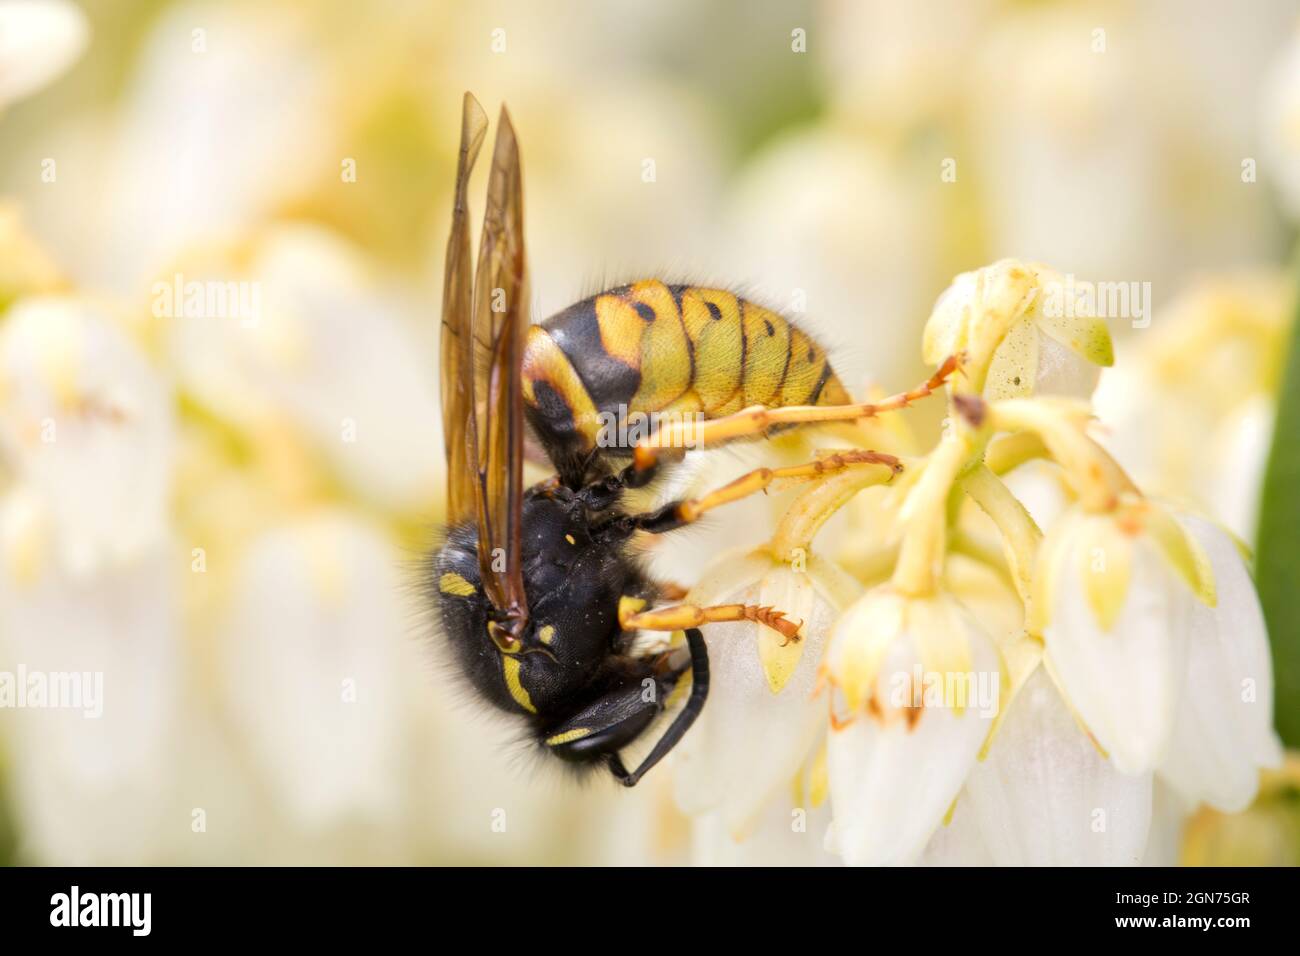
[543,629,710,787]
[627,354,960,480]
[627,448,902,536]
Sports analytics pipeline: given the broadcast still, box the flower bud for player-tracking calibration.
[923,259,1114,400]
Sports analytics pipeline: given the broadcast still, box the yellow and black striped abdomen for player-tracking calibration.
[521,279,850,483]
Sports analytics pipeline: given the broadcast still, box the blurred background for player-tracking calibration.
[0,0,1298,865]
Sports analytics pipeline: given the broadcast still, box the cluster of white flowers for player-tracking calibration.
[674,259,1282,866]
[1,0,1295,867]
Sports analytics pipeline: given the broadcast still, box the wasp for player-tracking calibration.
[430,94,956,785]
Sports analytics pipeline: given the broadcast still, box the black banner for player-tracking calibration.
[0,866,1294,941]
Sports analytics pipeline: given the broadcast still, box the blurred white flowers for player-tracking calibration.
[1094,273,1294,542]
[1263,21,1300,223]
[0,296,173,574]
[0,292,180,864]
[0,0,1295,868]
[0,0,87,109]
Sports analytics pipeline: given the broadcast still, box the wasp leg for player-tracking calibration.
[620,599,802,644]
[628,354,960,480]
[607,628,709,787]
[542,629,708,787]
[628,449,902,535]
[543,682,665,764]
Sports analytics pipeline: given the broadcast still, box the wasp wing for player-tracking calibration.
[469,106,530,636]
[440,93,488,527]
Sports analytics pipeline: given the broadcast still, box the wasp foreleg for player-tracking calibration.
[628,354,960,479]
[620,600,802,644]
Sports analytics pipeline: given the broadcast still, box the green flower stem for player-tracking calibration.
[1256,275,1300,747]
[891,431,972,596]
[986,398,1136,512]
[769,460,902,560]
[961,464,1043,616]
[985,431,1048,475]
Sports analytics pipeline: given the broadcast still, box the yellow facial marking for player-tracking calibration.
[501,655,537,713]
[564,534,575,545]
[538,624,556,644]
[439,572,477,597]
[741,301,792,406]
[545,727,592,746]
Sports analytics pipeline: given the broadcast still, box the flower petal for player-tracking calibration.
[922,270,976,366]
[756,565,815,693]
[1045,516,1190,774]
[1034,295,1115,368]
[825,586,906,712]
[1033,326,1102,398]
[963,666,1152,865]
[1157,516,1283,811]
[919,793,996,866]
[693,801,840,866]
[1080,514,1133,632]
[1142,501,1216,608]
[673,552,849,839]
[1141,779,1189,866]
[984,311,1039,400]
[827,621,999,865]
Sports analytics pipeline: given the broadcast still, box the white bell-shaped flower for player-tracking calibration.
[960,665,1153,865]
[824,586,1003,865]
[1157,515,1282,811]
[1035,500,1214,774]
[673,548,860,842]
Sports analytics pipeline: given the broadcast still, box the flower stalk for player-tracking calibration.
[960,464,1042,613]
